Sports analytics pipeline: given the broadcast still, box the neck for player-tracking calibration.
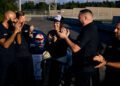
[2,20,9,29]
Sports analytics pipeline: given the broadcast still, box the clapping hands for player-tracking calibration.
[57,27,70,39]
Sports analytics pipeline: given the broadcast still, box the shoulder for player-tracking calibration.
[22,24,30,30]
[0,23,4,30]
[84,23,98,35]
[0,23,5,32]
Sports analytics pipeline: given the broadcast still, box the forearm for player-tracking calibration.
[64,37,80,53]
[4,32,17,48]
[106,62,120,69]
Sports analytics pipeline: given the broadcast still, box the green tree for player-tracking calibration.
[0,0,18,22]
[22,1,35,10]
[35,2,48,10]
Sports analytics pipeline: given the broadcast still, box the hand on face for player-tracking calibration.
[14,20,22,34]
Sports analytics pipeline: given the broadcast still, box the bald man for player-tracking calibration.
[0,10,22,86]
[93,22,120,86]
[58,9,100,86]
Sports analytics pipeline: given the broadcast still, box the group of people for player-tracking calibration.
[0,8,120,86]
[0,11,35,86]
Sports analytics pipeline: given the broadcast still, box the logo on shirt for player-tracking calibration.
[3,33,8,36]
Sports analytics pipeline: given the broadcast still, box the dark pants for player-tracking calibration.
[0,55,16,86]
[15,56,35,86]
[42,59,63,86]
[102,69,120,86]
[72,65,100,86]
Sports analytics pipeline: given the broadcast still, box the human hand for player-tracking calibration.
[93,54,106,68]
[57,27,70,39]
[14,21,22,34]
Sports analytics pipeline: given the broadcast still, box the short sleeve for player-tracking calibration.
[0,27,6,39]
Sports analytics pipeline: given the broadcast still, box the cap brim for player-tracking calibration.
[53,19,60,22]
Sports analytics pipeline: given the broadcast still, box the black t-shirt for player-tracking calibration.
[104,38,120,62]
[45,30,68,58]
[103,38,120,73]
[0,23,15,60]
[73,22,99,66]
[15,24,31,57]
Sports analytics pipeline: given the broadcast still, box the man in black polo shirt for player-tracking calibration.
[15,11,35,86]
[0,11,21,86]
[94,22,120,86]
[58,9,100,86]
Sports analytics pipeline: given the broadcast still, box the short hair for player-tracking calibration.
[80,9,93,16]
[16,11,25,18]
[4,10,16,19]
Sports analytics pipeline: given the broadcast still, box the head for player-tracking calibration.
[35,34,44,43]
[114,23,120,40]
[16,11,26,23]
[53,15,63,31]
[4,10,16,21]
[3,11,17,29]
[78,9,93,26]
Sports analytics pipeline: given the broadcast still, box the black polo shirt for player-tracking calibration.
[73,22,99,66]
[15,24,32,58]
[103,37,120,76]
[0,23,15,61]
[104,38,120,62]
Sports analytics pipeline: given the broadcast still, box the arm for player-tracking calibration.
[0,23,21,48]
[93,55,120,69]
[57,28,81,53]
[0,32,18,48]
[64,37,81,53]
[106,62,120,69]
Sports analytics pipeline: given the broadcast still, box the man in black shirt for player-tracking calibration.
[0,11,21,86]
[94,22,120,86]
[15,11,35,86]
[58,9,100,86]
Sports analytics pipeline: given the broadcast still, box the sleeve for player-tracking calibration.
[0,28,6,39]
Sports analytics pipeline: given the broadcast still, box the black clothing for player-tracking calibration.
[45,30,68,59]
[15,24,35,86]
[0,23,16,86]
[43,30,68,86]
[72,22,100,86]
[15,24,31,57]
[103,38,120,86]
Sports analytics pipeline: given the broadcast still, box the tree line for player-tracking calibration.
[0,0,120,21]
[22,1,120,10]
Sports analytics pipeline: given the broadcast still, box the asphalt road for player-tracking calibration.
[27,17,79,40]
